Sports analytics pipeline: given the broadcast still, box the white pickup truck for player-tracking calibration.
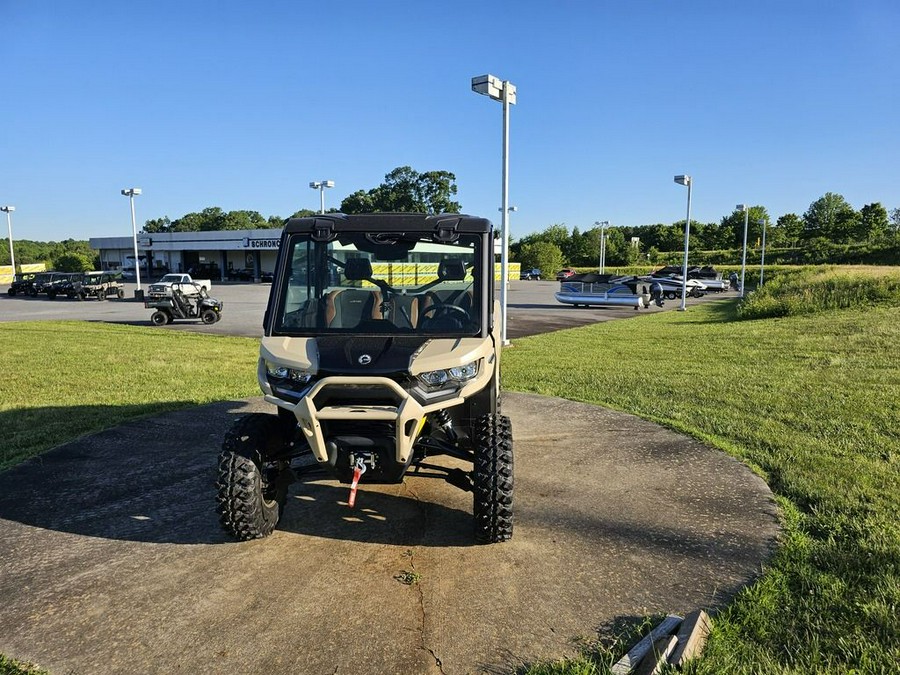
[147,273,212,298]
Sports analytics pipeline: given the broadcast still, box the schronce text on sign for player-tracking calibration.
[248,239,281,249]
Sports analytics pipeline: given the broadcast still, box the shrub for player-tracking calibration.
[738,266,900,320]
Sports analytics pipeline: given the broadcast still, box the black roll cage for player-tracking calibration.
[263,213,495,338]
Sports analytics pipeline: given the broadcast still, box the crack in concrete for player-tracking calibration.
[417,578,445,674]
[400,483,446,674]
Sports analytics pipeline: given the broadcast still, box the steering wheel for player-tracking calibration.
[418,303,469,328]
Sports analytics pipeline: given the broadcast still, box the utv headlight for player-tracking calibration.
[418,369,449,388]
[448,362,478,380]
[416,360,479,390]
[265,360,313,384]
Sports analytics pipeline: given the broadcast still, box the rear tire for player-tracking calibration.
[117,288,125,299]
[216,413,291,541]
[472,413,514,544]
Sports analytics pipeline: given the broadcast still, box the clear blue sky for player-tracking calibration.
[2,0,898,242]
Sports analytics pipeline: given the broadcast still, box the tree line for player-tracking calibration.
[513,194,900,275]
[141,166,460,234]
[5,167,897,276]
[0,239,99,272]
[1,166,460,269]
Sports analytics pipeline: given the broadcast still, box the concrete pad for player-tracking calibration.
[0,393,778,674]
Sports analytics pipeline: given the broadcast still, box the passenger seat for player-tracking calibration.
[325,289,383,328]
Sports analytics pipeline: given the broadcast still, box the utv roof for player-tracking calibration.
[283,213,492,236]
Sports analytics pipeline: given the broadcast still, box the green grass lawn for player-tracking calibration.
[2,267,899,673]
[505,297,900,673]
[0,321,260,470]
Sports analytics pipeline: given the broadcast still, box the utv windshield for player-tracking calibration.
[273,231,484,336]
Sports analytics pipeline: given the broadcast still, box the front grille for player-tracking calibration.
[324,420,394,438]
[312,383,403,410]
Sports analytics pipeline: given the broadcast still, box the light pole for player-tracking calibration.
[674,175,692,311]
[309,180,335,214]
[1,206,15,278]
[497,205,518,243]
[121,188,142,295]
[497,206,517,289]
[472,73,516,346]
[759,219,767,287]
[736,204,750,297]
[595,220,610,273]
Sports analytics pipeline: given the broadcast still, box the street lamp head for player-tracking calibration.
[471,74,516,104]
[472,74,503,99]
[324,180,335,189]
[736,204,748,211]
[0,206,14,213]
[309,181,320,189]
[674,175,691,186]
[121,188,142,197]
[498,206,518,212]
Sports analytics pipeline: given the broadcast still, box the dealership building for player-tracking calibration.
[89,228,283,280]
[90,227,513,282]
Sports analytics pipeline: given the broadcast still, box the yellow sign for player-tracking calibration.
[0,262,46,285]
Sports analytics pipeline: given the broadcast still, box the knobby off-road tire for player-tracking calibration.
[216,413,290,541]
[472,413,514,544]
[150,311,169,326]
[201,308,218,324]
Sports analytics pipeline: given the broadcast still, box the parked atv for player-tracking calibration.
[50,271,125,300]
[145,282,223,325]
[215,213,514,544]
[31,271,69,297]
[6,272,38,296]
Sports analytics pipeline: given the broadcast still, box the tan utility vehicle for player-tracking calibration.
[216,213,513,543]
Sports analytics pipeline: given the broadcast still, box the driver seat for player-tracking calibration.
[420,288,474,327]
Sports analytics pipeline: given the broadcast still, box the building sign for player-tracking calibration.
[138,236,153,247]
[243,238,281,249]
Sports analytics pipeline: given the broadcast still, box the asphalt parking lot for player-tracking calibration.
[1,279,731,338]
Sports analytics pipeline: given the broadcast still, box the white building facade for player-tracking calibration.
[90,228,283,280]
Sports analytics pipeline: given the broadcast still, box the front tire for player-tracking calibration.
[150,310,169,326]
[216,413,291,541]
[201,308,218,324]
[472,414,514,544]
